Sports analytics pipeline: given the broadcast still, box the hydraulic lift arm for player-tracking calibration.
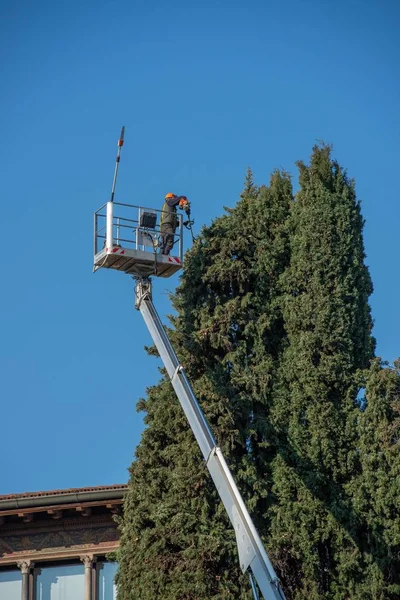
[134,277,286,600]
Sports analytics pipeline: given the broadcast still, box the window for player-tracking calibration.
[35,564,84,600]
[97,562,118,600]
[0,569,21,600]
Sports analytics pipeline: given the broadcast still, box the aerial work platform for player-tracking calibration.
[93,201,183,278]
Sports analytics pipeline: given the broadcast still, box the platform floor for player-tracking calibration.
[93,246,182,278]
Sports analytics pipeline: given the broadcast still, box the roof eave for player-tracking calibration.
[0,486,128,510]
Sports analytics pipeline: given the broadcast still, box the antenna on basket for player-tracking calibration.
[110,126,125,203]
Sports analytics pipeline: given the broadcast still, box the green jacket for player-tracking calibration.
[160,195,186,230]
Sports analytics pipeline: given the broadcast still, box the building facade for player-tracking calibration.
[0,484,127,600]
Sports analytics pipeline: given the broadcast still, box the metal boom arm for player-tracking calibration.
[134,278,285,600]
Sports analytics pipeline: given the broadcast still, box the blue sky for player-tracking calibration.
[0,0,399,494]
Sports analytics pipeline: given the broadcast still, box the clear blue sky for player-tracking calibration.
[1,0,399,494]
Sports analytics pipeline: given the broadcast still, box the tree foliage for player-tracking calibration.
[117,146,397,600]
[348,359,400,599]
[118,168,292,599]
[266,144,376,599]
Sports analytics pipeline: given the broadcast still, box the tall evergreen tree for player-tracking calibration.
[117,169,293,599]
[118,146,391,600]
[268,145,375,599]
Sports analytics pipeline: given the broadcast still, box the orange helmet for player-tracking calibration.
[165,193,175,199]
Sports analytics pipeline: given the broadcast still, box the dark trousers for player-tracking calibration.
[161,223,175,255]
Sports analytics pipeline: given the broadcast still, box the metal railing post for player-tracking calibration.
[106,202,114,249]
[94,212,98,256]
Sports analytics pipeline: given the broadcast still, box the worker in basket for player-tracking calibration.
[160,193,190,255]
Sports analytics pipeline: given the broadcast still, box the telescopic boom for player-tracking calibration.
[134,277,286,600]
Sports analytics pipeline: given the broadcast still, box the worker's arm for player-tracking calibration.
[165,196,190,215]
[165,195,184,209]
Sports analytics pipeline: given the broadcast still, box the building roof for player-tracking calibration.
[0,485,126,566]
[0,484,128,511]
[0,484,128,502]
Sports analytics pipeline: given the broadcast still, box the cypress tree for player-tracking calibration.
[117,169,292,599]
[268,145,375,599]
[117,145,389,600]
